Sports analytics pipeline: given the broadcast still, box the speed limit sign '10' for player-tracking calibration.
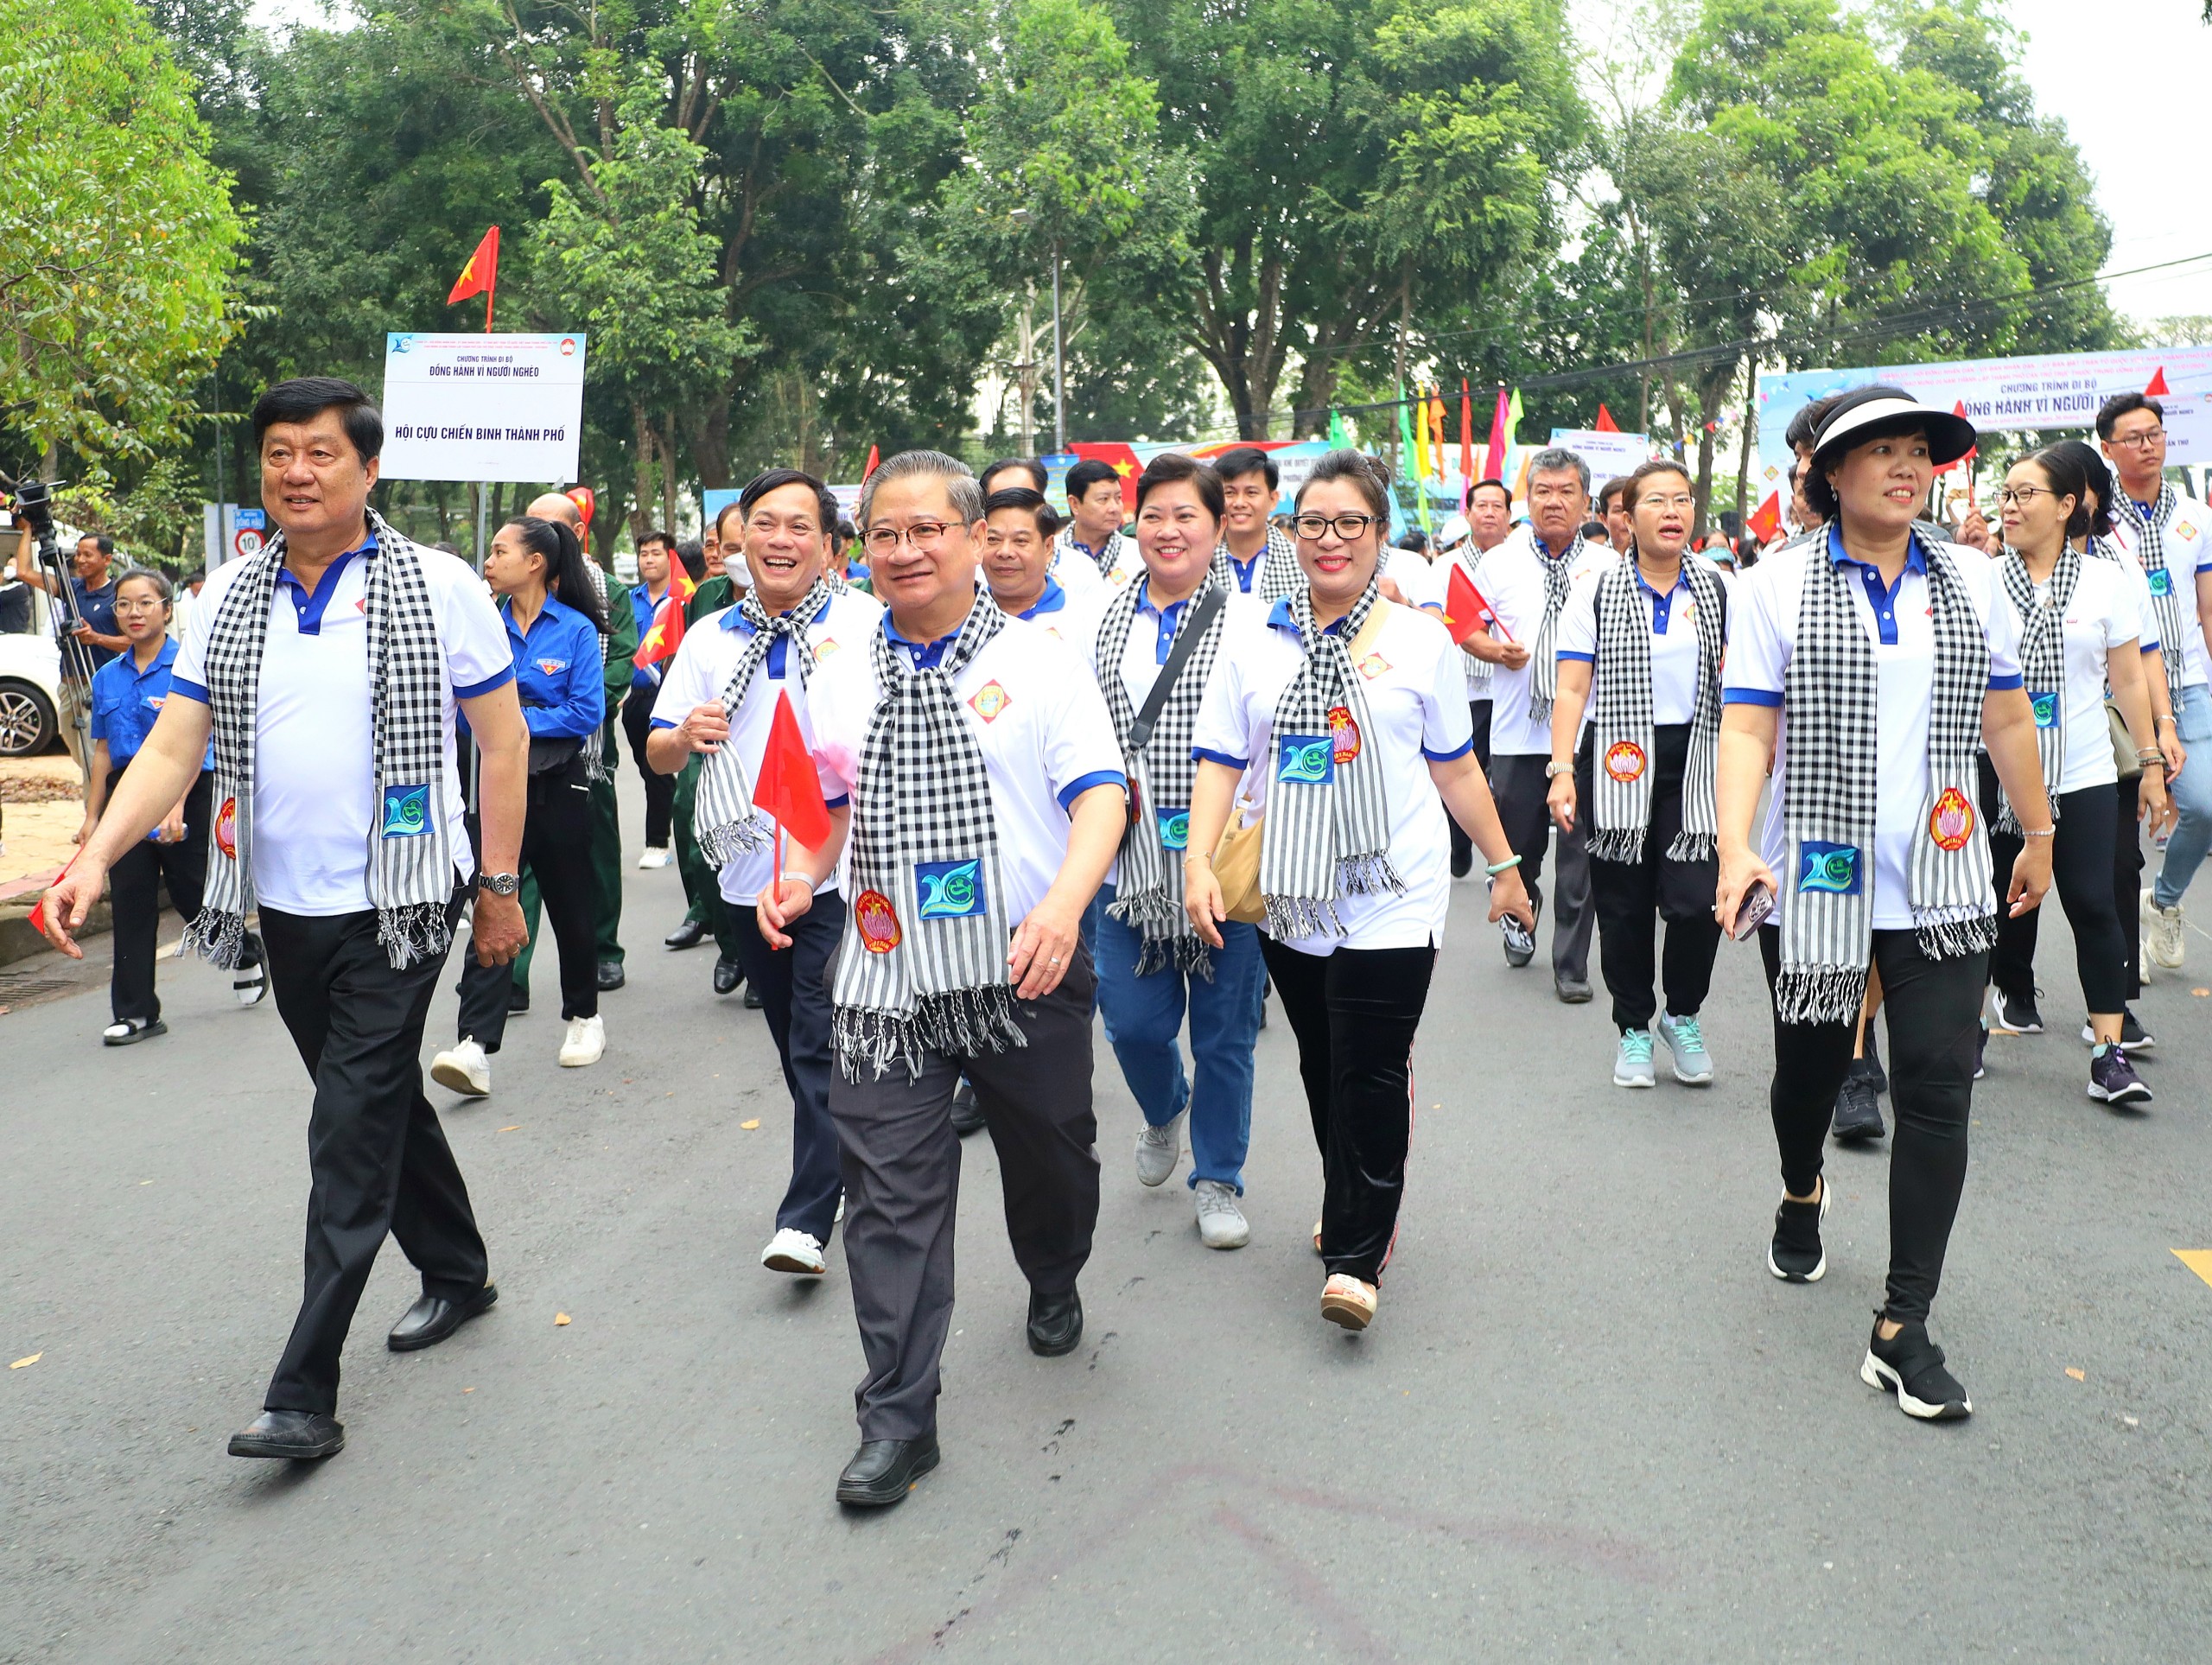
[233,527,266,560]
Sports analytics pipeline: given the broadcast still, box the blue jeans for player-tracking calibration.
[2157,682,2212,909]
[1092,883,1266,1192]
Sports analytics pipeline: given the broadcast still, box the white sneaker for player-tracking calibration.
[761,1227,826,1274]
[1135,1111,1185,1187]
[557,1014,606,1067]
[2142,887,2186,969]
[431,1037,492,1096]
[637,846,671,870]
[1194,1180,1250,1249]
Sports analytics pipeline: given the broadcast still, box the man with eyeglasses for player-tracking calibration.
[2099,391,2212,969]
[1468,448,1618,999]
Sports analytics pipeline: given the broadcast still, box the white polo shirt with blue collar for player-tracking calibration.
[171,534,514,917]
[1555,561,1732,727]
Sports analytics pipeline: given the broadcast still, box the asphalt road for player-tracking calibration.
[6,778,2212,1662]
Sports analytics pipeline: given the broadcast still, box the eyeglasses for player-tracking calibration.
[1637,493,1695,512]
[1292,512,1379,541]
[1997,486,2057,507]
[861,520,954,556]
[2110,428,2165,450]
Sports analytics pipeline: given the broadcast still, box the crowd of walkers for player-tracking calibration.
[36,376,2212,1503]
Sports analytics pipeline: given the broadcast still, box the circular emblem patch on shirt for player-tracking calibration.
[1328,705,1362,764]
[1929,786,1975,852]
[967,680,1011,723]
[855,889,903,953]
[1357,652,1391,680]
[213,797,238,861]
[1604,740,1647,783]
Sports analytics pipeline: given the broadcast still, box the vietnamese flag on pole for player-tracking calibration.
[1482,384,1510,484]
[862,445,880,481]
[1594,404,1620,434]
[1440,564,1512,647]
[753,690,833,894]
[447,226,500,333]
[1745,491,1783,545]
[2145,366,2171,397]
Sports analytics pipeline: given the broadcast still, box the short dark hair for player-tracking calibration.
[1465,478,1510,510]
[75,532,115,557]
[637,529,674,553]
[251,376,383,462]
[1294,448,1392,519]
[1596,478,1630,513]
[112,566,173,606]
[740,467,839,536]
[1579,518,1609,542]
[1395,530,1429,553]
[184,569,206,585]
[1064,458,1122,503]
[1134,452,1224,519]
[980,457,1048,496]
[673,538,706,582]
[1784,391,1853,458]
[1212,446,1280,492]
[714,499,747,537]
[984,486,1053,536]
[2096,391,2164,442]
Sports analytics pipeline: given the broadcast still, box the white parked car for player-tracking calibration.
[0,625,62,757]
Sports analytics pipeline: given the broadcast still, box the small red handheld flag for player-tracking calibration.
[1442,564,1511,647]
[753,690,833,893]
[862,445,881,482]
[1745,491,1783,544]
[1594,404,1619,434]
[2145,366,2171,397]
[634,593,687,669]
[27,855,76,941]
[447,226,500,332]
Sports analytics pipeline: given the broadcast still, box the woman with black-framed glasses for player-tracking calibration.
[1183,450,1530,1333]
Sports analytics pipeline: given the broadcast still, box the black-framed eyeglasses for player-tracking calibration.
[2110,428,2165,450]
[1292,512,1379,541]
[1997,486,2056,507]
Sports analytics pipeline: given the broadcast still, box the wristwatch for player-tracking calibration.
[477,871,521,897]
[1544,759,1574,779]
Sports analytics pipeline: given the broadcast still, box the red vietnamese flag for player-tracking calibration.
[2145,366,2171,397]
[753,690,833,893]
[28,855,78,941]
[862,445,881,481]
[1745,491,1783,544]
[564,485,595,532]
[1441,564,1512,647]
[1932,401,1977,477]
[1594,404,1619,434]
[635,594,687,668]
[447,226,500,332]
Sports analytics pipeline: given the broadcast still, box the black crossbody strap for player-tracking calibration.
[1127,582,1226,751]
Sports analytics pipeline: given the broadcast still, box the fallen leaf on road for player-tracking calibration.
[498,1125,520,1133]
[463,1387,474,1394]
[10,1353,40,1369]
[555,1312,571,1326]
[2194,988,2209,998]
[741,1119,760,1130]
[2065,1367,2085,1381]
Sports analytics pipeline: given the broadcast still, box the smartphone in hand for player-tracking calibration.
[1730,879,1776,941]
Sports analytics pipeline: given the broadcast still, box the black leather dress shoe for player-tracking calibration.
[507,986,529,1016]
[836,1433,939,1507]
[1554,974,1593,1004]
[596,958,626,991]
[1027,1286,1084,1357]
[664,918,707,950]
[743,984,765,1009]
[387,1282,499,1352]
[229,1408,346,1460]
[712,956,744,995]
[950,1079,986,1136]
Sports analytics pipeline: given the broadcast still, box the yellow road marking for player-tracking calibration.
[2173,1249,2212,1287]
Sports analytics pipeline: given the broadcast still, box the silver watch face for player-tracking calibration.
[479,873,519,896]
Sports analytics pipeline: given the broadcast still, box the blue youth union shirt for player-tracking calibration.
[87,638,213,770]
[505,591,606,739]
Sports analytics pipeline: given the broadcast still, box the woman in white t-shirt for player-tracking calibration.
[1977,446,2163,1105]
[1183,450,1530,1334]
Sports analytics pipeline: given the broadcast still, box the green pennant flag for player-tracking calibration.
[1395,384,1427,535]
[1327,410,1348,448]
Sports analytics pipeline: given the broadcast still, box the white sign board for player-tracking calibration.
[1548,429,1654,491]
[379,332,588,484]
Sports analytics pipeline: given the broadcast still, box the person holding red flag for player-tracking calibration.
[623,529,688,868]
[649,468,880,1280]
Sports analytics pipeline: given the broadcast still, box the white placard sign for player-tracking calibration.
[379,332,588,483]
[1548,428,1655,489]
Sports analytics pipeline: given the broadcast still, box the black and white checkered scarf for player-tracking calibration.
[1065,528,1128,581]
[1095,575,1228,975]
[693,578,835,866]
[1527,531,1584,722]
[1586,556,1724,865]
[831,595,1023,1081]
[1449,539,1494,691]
[1210,524,1301,602]
[2112,485,2188,708]
[1777,532,1995,1023]
[1996,546,2080,835]
[186,509,456,970]
[1260,580,1403,939]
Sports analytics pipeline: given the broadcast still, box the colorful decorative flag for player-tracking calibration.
[447,226,500,333]
[1441,565,1511,646]
[1398,382,1420,479]
[564,486,595,532]
[635,589,687,668]
[862,445,881,481]
[753,689,834,891]
[2145,367,2171,397]
[1327,410,1350,448]
[1745,492,1783,544]
[1482,386,1510,483]
[1594,404,1619,434]
[1459,380,1474,485]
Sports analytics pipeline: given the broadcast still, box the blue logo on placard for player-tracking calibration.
[1797,840,1862,895]
[2150,568,2174,598]
[2031,691,2059,729]
[380,783,431,838]
[1157,809,1190,852]
[1276,734,1335,785]
[915,858,986,919]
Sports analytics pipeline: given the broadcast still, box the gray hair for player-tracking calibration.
[112,565,174,605]
[858,449,984,528]
[1527,447,1591,494]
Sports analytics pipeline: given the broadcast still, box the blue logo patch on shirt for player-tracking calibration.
[1157,809,1190,852]
[2149,568,2174,598]
[1276,734,1336,785]
[914,857,986,920]
[1797,841,1862,895]
[2030,691,2059,729]
[379,783,432,839]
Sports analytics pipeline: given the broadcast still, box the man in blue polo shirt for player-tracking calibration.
[16,531,127,770]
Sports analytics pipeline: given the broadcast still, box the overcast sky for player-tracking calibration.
[249,0,2212,329]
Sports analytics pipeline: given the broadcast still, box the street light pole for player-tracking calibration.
[1052,238,1066,454]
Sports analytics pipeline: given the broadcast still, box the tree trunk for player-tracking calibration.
[630,401,657,540]
[659,411,681,535]
[1735,360,1759,533]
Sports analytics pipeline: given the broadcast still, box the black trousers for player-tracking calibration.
[106,766,261,1023]
[1978,757,2127,1015]
[1759,926,1983,1324]
[621,685,674,848]
[1579,723,1720,1031]
[455,766,601,1047]
[2008,776,2145,1002]
[1447,696,1495,871]
[1260,938,1433,1286]
[1489,751,1593,980]
[734,888,847,1242]
[260,888,487,1414]
[828,944,1101,1441]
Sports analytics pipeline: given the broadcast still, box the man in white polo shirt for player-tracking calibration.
[760,449,1126,1509]
[1468,448,1618,998]
[39,377,531,1462]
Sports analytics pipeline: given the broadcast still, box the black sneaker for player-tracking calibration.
[1830,1062,1885,1142]
[2088,1044,2153,1106]
[1499,887,1539,968]
[2080,1010,2156,1051]
[1989,986,2043,1034]
[1860,1030,1888,1095]
[950,1078,985,1135]
[1450,844,1473,879]
[1860,1316,1972,1420]
[1767,1179,1830,1283]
